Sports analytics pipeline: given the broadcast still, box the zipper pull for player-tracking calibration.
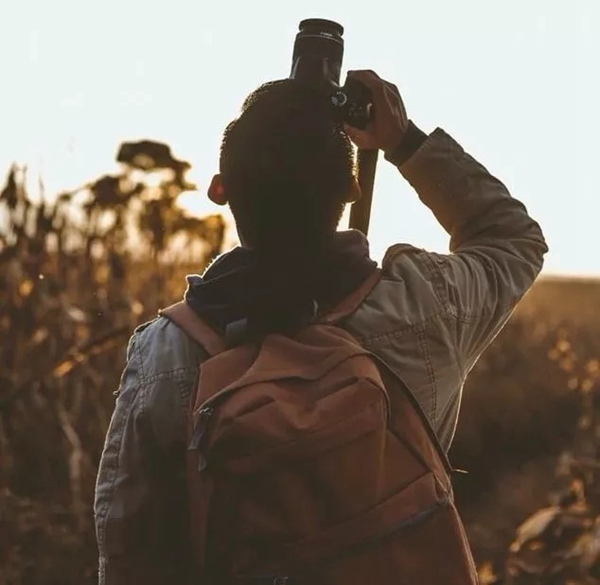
[188,407,214,451]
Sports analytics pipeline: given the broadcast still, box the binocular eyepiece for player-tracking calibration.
[290,18,373,130]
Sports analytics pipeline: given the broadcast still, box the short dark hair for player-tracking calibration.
[220,79,355,254]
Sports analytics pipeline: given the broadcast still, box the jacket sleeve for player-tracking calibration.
[94,331,191,585]
[387,127,548,375]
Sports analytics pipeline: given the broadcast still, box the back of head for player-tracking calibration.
[220,79,355,256]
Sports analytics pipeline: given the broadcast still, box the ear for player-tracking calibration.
[345,175,362,203]
[208,174,228,206]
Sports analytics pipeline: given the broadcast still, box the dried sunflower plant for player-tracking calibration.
[0,140,225,585]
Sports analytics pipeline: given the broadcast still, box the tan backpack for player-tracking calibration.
[160,268,479,584]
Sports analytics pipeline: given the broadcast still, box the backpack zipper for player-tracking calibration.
[188,381,258,471]
[188,350,393,466]
[188,354,450,483]
[189,406,215,470]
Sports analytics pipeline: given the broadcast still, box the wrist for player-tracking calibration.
[384,121,428,167]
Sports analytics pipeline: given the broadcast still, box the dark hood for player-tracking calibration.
[184,230,376,345]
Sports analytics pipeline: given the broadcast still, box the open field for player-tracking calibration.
[451,275,600,582]
[2,144,600,584]
[517,275,600,327]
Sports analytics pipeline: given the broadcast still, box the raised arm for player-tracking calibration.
[389,126,547,370]
[346,69,547,371]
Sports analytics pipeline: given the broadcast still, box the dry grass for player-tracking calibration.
[1,138,600,584]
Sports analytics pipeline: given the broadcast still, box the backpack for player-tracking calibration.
[160,268,479,584]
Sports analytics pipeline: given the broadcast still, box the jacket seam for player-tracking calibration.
[382,247,454,323]
[356,311,446,345]
[381,243,423,266]
[142,366,199,385]
[428,253,516,324]
[421,253,452,317]
[417,328,438,426]
[132,331,147,384]
[95,387,141,575]
[456,300,514,324]
[176,368,199,419]
[448,313,464,380]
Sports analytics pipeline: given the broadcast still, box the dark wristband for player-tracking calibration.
[384,121,428,167]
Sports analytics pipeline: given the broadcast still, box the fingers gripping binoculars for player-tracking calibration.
[289,18,378,235]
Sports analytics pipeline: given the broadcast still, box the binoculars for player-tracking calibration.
[289,18,378,236]
[290,18,373,130]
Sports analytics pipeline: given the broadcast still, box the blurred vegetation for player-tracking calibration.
[1,139,600,584]
[450,318,600,584]
[0,140,225,585]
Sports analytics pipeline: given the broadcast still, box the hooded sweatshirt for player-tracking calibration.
[184,229,376,345]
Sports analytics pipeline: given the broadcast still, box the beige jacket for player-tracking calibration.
[94,128,548,584]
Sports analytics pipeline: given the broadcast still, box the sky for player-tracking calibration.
[1,0,597,275]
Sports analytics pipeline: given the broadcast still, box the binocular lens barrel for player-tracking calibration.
[290,18,345,86]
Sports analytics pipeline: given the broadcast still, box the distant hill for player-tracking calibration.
[516,274,600,326]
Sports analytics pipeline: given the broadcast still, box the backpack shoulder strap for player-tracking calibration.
[159,267,381,352]
[158,301,226,357]
[320,267,382,325]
